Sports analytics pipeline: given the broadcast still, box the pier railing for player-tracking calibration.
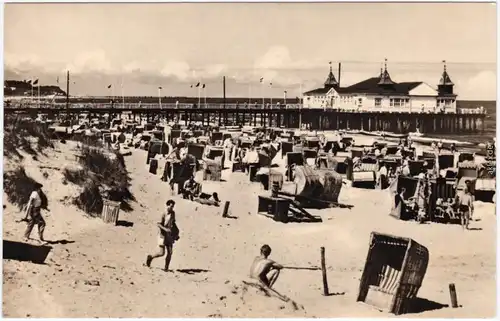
[3,102,487,115]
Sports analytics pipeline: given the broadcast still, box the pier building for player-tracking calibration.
[303,60,458,113]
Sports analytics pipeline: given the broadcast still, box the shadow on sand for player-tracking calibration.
[176,268,211,275]
[45,239,75,245]
[324,291,346,296]
[116,220,134,227]
[406,297,449,314]
[3,240,52,264]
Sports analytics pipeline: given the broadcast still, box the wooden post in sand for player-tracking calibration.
[222,201,230,218]
[449,283,459,308]
[320,247,329,296]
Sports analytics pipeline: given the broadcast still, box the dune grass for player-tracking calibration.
[3,117,54,211]
[3,115,54,159]
[3,166,48,211]
[3,115,134,216]
[64,142,135,216]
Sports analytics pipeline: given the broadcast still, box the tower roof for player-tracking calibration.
[324,62,338,87]
[378,58,395,86]
[439,60,454,86]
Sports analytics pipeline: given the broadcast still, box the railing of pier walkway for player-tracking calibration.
[2,102,487,115]
[3,102,304,110]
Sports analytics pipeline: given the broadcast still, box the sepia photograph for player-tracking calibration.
[2,1,497,318]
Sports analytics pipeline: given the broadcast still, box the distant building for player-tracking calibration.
[303,60,457,113]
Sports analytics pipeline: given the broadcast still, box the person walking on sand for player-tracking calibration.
[146,200,179,272]
[249,244,283,289]
[23,183,46,243]
[457,181,474,229]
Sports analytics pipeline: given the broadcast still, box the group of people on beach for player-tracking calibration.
[143,199,283,291]
[19,121,491,297]
[141,126,284,281]
[22,182,281,289]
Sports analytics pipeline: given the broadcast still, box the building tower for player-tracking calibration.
[324,61,339,89]
[437,60,454,95]
[378,58,396,87]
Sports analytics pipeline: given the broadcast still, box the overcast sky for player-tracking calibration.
[4,2,497,100]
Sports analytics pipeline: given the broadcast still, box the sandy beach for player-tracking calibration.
[2,138,496,318]
[3,1,497,317]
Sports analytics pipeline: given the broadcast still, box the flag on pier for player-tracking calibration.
[158,86,162,89]
[33,79,39,85]
[195,82,200,87]
[107,84,112,88]
[56,76,59,84]
[260,77,264,83]
[190,85,193,88]
[202,84,205,88]
[270,82,273,86]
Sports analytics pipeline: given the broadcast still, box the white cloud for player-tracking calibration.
[123,60,158,74]
[4,52,64,75]
[4,50,115,76]
[64,50,114,75]
[252,46,323,87]
[461,70,496,100]
[254,46,293,70]
[4,53,42,72]
[201,64,228,78]
[254,45,320,71]
[160,60,192,81]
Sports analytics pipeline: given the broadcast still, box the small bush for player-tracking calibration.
[3,116,54,159]
[15,119,53,150]
[3,166,48,210]
[73,181,103,216]
[72,145,135,214]
[62,168,88,185]
[73,135,104,149]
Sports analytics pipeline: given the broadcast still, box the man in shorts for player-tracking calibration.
[457,181,474,229]
[146,200,178,272]
[249,244,283,289]
[23,183,46,243]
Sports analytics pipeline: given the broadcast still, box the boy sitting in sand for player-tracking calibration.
[249,245,284,289]
[183,175,200,200]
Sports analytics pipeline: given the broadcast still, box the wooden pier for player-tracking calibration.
[4,104,486,134]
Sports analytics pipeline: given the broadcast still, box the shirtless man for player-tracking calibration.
[145,200,178,271]
[249,244,283,289]
[457,182,474,229]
